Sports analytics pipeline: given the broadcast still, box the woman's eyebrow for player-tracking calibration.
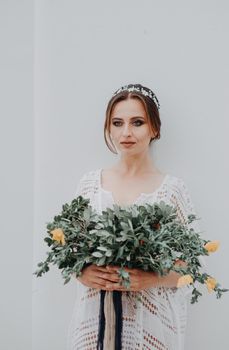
[111,116,145,120]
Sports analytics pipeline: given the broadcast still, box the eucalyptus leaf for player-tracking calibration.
[92,251,103,258]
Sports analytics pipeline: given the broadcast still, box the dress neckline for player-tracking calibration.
[98,168,170,206]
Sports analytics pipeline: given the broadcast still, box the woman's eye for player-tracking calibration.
[133,120,144,126]
[112,121,122,127]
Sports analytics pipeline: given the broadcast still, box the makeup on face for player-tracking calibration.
[109,99,154,150]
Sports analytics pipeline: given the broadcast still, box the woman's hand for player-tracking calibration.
[103,266,158,292]
[77,261,186,291]
[76,264,122,291]
[103,262,186,291]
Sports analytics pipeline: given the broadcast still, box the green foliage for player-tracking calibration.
[33,195,228,304]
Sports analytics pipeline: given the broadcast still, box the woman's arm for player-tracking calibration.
[152,260,187,288]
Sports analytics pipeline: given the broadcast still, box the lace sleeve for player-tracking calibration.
[169,177,206,296]
[170,178,200,231]
[74,170,96,198]
[75,173,87,197]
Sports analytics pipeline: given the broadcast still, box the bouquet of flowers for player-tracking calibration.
[34,195,228,350]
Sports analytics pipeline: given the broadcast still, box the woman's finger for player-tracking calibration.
[91,277,116,287]
[92,266,109,273]
[96,272,120,282]
[120,267,139,274]
[106,265,138,275]
[91,281,123,291]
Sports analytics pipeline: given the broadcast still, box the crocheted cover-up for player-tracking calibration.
[66,168,202,350]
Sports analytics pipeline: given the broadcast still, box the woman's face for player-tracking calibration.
[109,97,155,155]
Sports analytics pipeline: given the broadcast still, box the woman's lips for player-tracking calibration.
[120,142,136,147]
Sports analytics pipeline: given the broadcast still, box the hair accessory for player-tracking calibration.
[112,84,160,110]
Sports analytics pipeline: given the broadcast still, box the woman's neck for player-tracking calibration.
[111,153,160,176]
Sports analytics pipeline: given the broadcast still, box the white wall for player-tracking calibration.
[0,1,33,349]
[1,0,228,349]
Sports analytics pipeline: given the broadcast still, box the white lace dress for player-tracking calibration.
[66,168,201,350]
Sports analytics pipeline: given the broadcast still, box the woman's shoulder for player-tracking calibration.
[165,173,193,199]
[165,173,196,212]
[166,173,188,189]
[76,169,101,190]
[78,168,100,181]
[75,168,100,197]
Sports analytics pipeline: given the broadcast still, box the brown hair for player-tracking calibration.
[104,84,161,154]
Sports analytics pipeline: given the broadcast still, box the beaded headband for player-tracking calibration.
[112,84,160,110]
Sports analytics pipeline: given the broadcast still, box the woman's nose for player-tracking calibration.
[122,123,132,136]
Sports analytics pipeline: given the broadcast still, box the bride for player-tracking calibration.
[67,83,199,350]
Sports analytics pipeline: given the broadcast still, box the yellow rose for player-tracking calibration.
[177,274,193,288]
[204,240,220,253]
[50,228,66,245]
[205,277,217,293]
